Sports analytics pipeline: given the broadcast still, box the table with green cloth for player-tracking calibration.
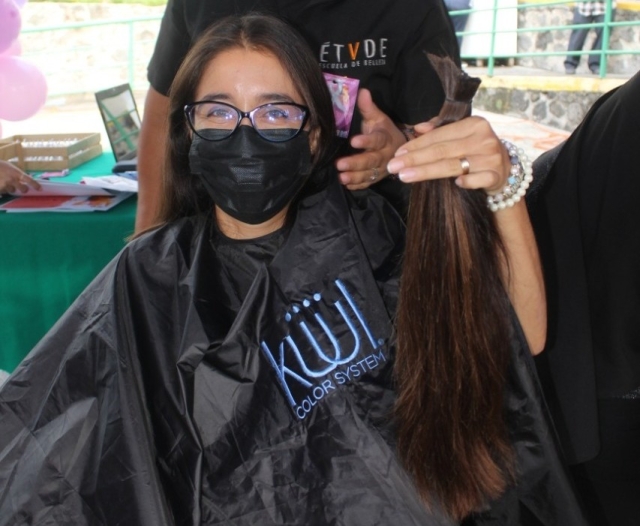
[0,153,137,373]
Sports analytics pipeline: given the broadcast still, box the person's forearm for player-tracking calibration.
[135,87,170,234]
[494,200,547,354]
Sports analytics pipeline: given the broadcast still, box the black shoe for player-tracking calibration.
[590,66,600,75]
[565,65,576,75]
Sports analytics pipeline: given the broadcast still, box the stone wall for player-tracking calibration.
[474,87,604,131]
[469,3,639,131]
[516,4,640,76]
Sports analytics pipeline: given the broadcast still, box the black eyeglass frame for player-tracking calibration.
[184,100,310,142]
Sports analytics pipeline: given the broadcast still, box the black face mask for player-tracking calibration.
[188,126,313,225]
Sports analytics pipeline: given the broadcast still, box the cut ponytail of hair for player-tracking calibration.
[395,54,514,520]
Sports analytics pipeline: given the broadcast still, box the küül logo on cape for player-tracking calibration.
[260,279,386,420]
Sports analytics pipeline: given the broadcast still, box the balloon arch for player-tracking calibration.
[0,0,48,136]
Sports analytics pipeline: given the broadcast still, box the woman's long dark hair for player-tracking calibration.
[158,14,335,224]
[395,55,514,520]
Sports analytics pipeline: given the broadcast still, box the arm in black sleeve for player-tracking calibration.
[147,0,192,95]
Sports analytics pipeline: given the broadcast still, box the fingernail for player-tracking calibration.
[336,160,348,171]
[396,148,408,156]
[339,173,351,185]
[397,169,416,182]
[387,159,404,173]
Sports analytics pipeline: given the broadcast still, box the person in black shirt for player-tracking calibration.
[134,0,472,232]
[528,70,640,526]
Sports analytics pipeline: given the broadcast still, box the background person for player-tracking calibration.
[564,0,616,75]
[528,69,640,526]
[134,0,460,232]
[444,0,471,48]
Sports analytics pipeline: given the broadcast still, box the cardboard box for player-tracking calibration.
[0,139,24,170]
[1,133,102,171]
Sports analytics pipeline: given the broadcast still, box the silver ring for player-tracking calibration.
[370,167,379,182]
[459,157,470,175]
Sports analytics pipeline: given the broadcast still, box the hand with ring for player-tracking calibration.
[0,160,41,194]
[385,115,512,194]
[459,157,470,176]
[369,166,386,183]
[336,89,407,191]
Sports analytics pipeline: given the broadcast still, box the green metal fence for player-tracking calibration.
[449,0,640,77]
[18,0,640,98]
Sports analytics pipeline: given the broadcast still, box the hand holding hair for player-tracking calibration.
[386,55,517,197]
[394,54,545,521]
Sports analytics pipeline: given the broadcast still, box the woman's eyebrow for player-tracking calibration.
[256,93,297,104]
[197,92,230,102]
[195,92,299,104]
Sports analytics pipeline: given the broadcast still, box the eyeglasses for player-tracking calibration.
[184,101,310,142]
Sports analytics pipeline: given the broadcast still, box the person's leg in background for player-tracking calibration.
[444,0,471,49]
[565,9,591,74]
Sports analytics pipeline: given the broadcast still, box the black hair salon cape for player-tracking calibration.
[0,177,586,525]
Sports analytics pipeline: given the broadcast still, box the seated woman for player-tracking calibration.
[0,14,585,526]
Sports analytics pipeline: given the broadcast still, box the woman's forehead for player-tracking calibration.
[195,47,303,104]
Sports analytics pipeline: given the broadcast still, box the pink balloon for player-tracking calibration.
[0,56,47,121]
[0,0,21,54]
[0,39,21,57]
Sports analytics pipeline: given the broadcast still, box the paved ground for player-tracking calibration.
[473,109,570,160]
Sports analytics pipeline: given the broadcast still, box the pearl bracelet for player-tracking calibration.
[486,140,533,212]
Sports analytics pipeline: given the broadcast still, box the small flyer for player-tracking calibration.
[9,180,114,198]
[0,192,133,213]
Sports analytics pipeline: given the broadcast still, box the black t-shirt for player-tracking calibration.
[147,0,459,127]
[210,222,286,311]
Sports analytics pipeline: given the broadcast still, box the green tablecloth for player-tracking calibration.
[0,153,136,372]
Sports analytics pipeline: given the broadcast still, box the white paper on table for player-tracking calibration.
[10,180,114,197]
[81,175,138,193]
